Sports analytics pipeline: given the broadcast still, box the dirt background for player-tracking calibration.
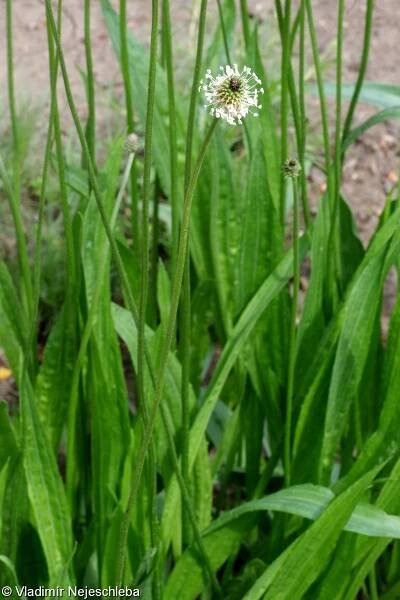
[1,0,398,240]
[0,1,399,392]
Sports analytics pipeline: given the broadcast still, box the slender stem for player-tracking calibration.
[149,177,160,328]
[305,0,335,201]
[119,0,140,247]
[278,0,292,225]
[369,567,379,600]
[148,451,161,600]
[44,2,219,589]
[5,0,33,319]
[239,0,251,50]
[215,1,252,158]
[179,0,208,546]
[342,0,374,143]
[253,439,283,499]
[216,0,231,63]
[28,3,63,373]
[284,177,300,486]
[119,0,134,133]
[275,0,310,229]
[84,0,95,162]
[298,0,311,229]
[305,0,337,311]
[334,0,345,206]
[289,5,301,50]
[6,0,19,160]
[137,0,159,415]
[184,0,208,193]
[45,1,76,294]
[335,0,345,160]
[331,0,345,298]
[136,0,160,594]
[116,119,218,590]
[162,0,179,273]
[180,257,191,542]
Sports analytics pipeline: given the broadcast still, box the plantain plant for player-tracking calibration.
[2,0,400,598]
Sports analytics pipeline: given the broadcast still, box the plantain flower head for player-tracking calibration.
[199,65,264,125]
[282,158,301,179]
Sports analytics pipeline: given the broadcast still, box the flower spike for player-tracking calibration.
[199,64,264,125]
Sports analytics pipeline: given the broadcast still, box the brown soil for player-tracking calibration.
[1,1,398,238]
[308,0,399,243]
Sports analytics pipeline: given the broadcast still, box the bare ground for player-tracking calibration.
[1,1,398,238]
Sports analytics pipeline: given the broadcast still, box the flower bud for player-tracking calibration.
[282,158,301,179]
[125,132,139,154]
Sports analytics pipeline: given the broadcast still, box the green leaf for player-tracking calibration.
[0,401,18,471]
[245,467,381,600]
[87,331,129,562]
[0,455,27,567]
[313,534,356,600]
[20,372,73,585]
[165,513,258,600]
[320,231,400,481]
[162,237,309,545]
[0,554,23,592]
[237,134,281,311]
[100,0,183,198]
[0,261,27,378]
[343,106,400,152]
[35,306,75,448]
[248,27,280,209]
[205,483,400,540]
[190,235,309,471]
[165,478,399,600]
[296,196,363,390]
[65,162,90,198]
[313,81,400,109]
[341,458,400,599]
[111,303,192,470]
[209,130,240,336]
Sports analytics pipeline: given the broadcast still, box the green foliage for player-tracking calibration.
[1,0,400,597]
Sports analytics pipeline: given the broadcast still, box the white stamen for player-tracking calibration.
[199,64,264,126]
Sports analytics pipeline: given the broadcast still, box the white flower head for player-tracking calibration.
[199,64,264,125]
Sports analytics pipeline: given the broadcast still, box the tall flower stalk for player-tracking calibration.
[44,1,220,590]
[331,0,346,300]
[162,0,179,272]
[134,0,161,594]
[4,0,33,321]
[179,0,208,547]
[274,0,311,229]
[278,0,292,225]
[342,0,375,143]
[119,0,140,247]
[116,116,219,588]
[84,0,95,162]
[283,158,302,486]
[305,0,337,313]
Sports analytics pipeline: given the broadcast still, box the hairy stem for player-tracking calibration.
[284,177,300,486]
[119,0,140,247]
[44,2,218,590]
[342,0,374,143]
[84,0,95,162]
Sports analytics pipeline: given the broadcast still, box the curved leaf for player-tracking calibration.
[343,106,400,152]
[166,477,399,600]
